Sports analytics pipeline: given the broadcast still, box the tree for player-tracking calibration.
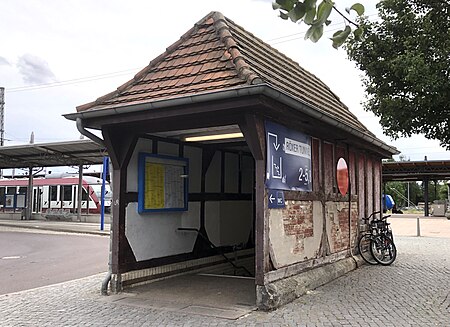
[345,0,450,149]
[273,0,450,148]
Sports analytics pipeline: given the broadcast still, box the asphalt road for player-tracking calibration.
[0,229,109,295]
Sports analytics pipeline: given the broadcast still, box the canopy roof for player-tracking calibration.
[382,160,450,181]
[0,140,107,169]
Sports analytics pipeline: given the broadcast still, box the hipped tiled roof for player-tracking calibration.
[77,11,368,133]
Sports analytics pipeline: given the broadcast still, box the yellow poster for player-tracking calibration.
[144,162,165,209]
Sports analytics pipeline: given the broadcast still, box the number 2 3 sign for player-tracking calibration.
[265,121,312,192]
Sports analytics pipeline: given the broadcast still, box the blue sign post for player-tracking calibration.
[265,121,312,192]
[100,156,109,231]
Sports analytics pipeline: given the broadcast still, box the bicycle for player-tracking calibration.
[358,211,397,266]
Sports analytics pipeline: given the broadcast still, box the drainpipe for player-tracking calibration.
[101,163,113,295]
[101,231,113,295]
[76,118,111,293]
[76,118,105,147]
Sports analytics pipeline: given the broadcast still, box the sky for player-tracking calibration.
[0,0,448,175]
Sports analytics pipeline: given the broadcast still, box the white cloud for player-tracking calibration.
[16,53,56,84]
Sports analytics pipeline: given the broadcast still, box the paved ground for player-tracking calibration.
[389,214,450,238]
[0,235,449,326]
[0,230,108,294]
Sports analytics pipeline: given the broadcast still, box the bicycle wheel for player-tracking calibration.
[358,234,378,265]
[370,235,397,265]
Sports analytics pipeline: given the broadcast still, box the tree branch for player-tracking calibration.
[332,5,360,28]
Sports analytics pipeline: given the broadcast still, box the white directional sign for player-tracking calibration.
[268,189,285,208]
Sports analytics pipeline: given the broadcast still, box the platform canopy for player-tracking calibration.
[0,139,107,169]
[382,160,450,181]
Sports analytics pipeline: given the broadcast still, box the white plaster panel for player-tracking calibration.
[205,151,221,193]
[268,201,323,269]
[158,142,179,156]
[125,202,198,261]
[205,201,253,247]
[184,146,201,193]
[127,138,153,193]
[205,201,221,246]
[219,201,252,246]
[241,155,254,194]
[224,153,239,193]
[304,202,323,258]
[180,202,200,229]
[325,202,335,252]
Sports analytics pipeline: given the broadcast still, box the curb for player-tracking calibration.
[0,221,110,236]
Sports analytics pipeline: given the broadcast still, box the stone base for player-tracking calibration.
[256,256,362,310]
[110,273,123,294]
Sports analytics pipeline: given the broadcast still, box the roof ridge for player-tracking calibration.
[211,12,262,86]
[222,15,353,110]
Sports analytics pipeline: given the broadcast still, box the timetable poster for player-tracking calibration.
[138,153,188,213]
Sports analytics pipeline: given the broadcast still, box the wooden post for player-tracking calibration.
[239,114,265,285]
[102,127,138,276]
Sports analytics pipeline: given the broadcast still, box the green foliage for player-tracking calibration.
[422,181,448,202]
[386,181,422,207]
[272,0,365,45]
[346,0,450,149]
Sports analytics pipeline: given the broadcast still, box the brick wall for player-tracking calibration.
[326,202,358,253]
[282,201,314,254]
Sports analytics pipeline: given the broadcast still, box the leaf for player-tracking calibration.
[303,0,317,25]
[349,3,365,16]
[279,11,289,20]
[305,24,324,42]
[353,26,364,40]
[325,19,331,26]
[273,0,297,12]
[315,0,333,25]
[288,2,307,22]
[330,25,351,48]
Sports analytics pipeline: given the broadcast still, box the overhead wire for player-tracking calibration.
[5,68,140,93]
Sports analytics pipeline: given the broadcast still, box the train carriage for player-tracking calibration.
[0,175,111,214]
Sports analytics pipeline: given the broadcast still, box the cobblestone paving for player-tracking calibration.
[0,236,449,326]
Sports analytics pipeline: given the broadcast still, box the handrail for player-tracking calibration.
[177,227,253,277]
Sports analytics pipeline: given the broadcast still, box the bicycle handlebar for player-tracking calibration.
[362,211,391,222]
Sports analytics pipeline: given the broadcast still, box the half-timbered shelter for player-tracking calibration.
[65,12,398,309]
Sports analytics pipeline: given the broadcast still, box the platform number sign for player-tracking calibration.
[265,121,312,192]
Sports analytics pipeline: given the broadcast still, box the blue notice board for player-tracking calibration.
[138,153,189,213]
[265,121,312,191]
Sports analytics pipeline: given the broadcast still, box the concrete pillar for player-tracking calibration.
[424,178,429,217]
[26,167,33,220]
[77,165,83,221]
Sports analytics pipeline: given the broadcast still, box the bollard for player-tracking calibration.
[416,217,421,237]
